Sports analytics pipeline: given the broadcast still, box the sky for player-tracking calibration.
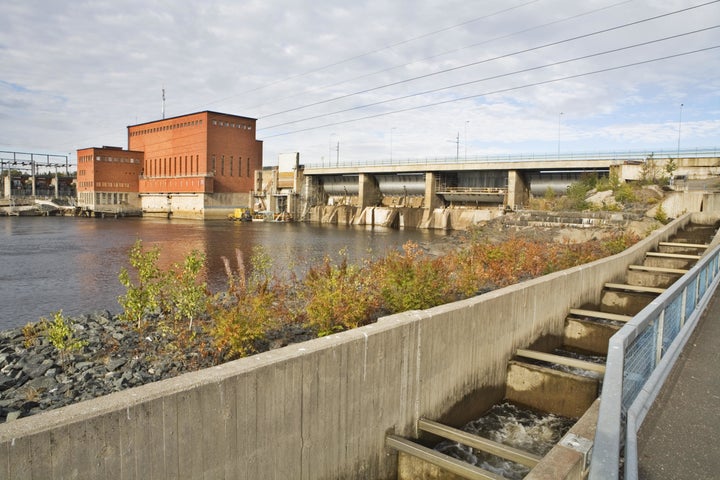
[1,0,718,168]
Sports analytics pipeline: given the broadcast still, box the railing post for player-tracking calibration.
[655,311,664,365]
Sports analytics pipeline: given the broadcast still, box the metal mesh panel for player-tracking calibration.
[698,267,708,298]
[622,319,658,411]
[662,296,683,356]
[685,280,697,318]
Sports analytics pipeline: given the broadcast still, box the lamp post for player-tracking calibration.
[557,112,564,158]
[677,103,684,159]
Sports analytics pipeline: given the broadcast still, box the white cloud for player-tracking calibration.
[0,0,718,164]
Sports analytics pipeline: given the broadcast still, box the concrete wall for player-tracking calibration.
[0,217,691,480]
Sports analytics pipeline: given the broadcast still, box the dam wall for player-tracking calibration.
[0,216,693,480]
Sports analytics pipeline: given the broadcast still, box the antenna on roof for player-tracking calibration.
[162,87,166,119]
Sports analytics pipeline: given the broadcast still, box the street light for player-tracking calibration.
[557,112,564,158]
[677,103,684,159]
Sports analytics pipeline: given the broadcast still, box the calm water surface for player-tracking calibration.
[0,216,448,329]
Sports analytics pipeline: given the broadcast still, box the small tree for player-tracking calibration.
[165,250,208,331]
[118,239,165,329]
[665,157,678,179]
[638,153,667,185]
[43,311,88,364]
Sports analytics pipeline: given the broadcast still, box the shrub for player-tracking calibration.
[164,250,208,331]
[209,248,279,358]
[373,241,453,313]
[43,310,88,363]
[613,183,636,204]
[118,239,165,329]
[654,204,669,224]
[301,251,379,336]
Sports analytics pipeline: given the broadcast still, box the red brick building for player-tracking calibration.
[76,146,143,214]
[77,111,263,218]
[128,111,263,218]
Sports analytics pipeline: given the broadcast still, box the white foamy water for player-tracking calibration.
[435,402,575,479]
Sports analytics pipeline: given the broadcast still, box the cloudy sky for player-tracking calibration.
[1,0,718,167]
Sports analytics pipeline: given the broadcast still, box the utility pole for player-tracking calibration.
[455,132,459,161]
[162,87,166,119]
[557,112,564,158]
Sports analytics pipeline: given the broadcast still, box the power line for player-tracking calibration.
[260,26,719,131]
[260,45,720,138]
[195,0,540,110]
[243,0,636,114]
[258,0,720,123]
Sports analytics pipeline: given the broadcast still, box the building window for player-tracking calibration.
[221,155,225,176]
[212,155,216,174]
[229,156,233,177]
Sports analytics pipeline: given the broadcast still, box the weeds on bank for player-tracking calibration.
[116,231,642,363]
[301,250,379,336]
[209,248,280,357]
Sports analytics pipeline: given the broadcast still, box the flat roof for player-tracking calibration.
[127,110,257,128]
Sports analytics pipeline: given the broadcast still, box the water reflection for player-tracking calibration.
[0,217,447,329]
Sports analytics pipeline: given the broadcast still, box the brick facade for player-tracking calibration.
[76,146,143,211]
[128,111,262,196]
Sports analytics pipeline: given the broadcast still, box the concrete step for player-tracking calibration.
[625,270,681,289]
[506,360,601,418]
[628,265,689,275]
[643,255,696,270]
[564,317,621,355]
[418,418,542,468]
[658,241,708,249]
[603,282,666,294]
[645,251,701,260]
[515,349,605,374]
[600,289,657,315]
[388,434,506,480]
[568,308,633,322]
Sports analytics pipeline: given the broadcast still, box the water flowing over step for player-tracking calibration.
[388,222,715,480]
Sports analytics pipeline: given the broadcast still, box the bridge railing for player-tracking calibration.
[589,235,720,480]
[304,147,719,169]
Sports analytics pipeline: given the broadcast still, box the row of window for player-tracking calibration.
[130,119,204,137]
[78,181,132,189]
[80,156,141,164]
[78,191,131,206]
[145,155,201,178]
[211,155,252,177]
[211,120,252,130]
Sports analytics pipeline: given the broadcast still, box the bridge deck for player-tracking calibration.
[636,287,720,478]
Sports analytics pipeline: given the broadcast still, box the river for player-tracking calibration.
[0,216,450,330]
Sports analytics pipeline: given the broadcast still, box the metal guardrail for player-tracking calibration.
[589,239,720,479]
[304,147,719,169]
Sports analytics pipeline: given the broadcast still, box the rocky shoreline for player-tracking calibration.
[0,310,315,423]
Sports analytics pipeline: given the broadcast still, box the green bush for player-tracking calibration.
[209,248,278,358]
[43,311,88,363]
[374,242,452,313]
[165,250,208,331]
[301,252,379,336]
[118,239,165,329]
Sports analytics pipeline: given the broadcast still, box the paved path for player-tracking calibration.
[636,288,720,479]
